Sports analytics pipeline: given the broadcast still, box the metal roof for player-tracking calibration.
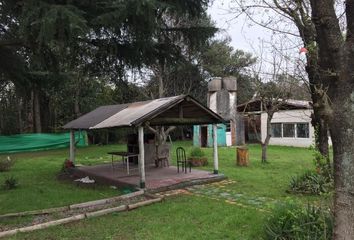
[237,98,312,113]
[63,95,224,130]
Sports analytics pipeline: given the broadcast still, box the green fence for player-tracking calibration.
[0,132,88,154]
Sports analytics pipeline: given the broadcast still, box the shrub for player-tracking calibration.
[0,156,15,172]
[189,147,205,158]
[288,171,333,195]
[3,176,18,190]
[264,201,333,240]
[188,147,208,166]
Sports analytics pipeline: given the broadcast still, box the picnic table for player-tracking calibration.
[107,151,139,175]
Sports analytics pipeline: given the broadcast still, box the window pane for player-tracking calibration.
[297,123,309,138]
[225,123,231,132]
[271,123,282,137]
[283,123,295,137]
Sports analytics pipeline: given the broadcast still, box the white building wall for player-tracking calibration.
[261,109,316,147]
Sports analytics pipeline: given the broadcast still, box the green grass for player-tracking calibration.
[0,145,127,214]
[0,142,329,239]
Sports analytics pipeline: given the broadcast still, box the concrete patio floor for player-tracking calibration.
[71,163,225,192]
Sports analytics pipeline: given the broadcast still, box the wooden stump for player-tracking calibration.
[236,146,249,166]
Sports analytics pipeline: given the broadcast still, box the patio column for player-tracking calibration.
[138,126,146,189]
[69,130,76,164]
[213,124,219,174]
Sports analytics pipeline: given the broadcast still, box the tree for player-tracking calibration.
[201,39,257,103]
[308,1,354,237]
[0,0,214,134]
[232,0,354,237]
[253,74,293,163]
[230,0,331,158]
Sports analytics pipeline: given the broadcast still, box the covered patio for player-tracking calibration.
[63,95,225,190]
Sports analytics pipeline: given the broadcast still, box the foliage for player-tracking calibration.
[189,147,205,158]
[312,148,333,182]
[264,201,333,240]
[0,0,215,135]
[201,39,257,104]
[289,171,333,195]
[288,147,333,195]
[3,176,18,190]
[0,156,15,172]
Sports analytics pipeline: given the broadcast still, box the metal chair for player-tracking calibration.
[176,147,191,173]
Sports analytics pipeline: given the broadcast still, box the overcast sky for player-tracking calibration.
[207,1,306,79]
[207,0,272,54]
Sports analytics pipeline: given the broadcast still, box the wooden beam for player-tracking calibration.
[138,126,145,189]
[69,130,75,164]
[213,124,219,174]
[179,104,183,118]
[149,117,218,125]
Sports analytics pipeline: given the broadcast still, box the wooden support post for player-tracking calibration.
[138,126,146,189]
[213,124,219,174]
[70,130,75,164]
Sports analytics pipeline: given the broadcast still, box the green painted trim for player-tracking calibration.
[140,181,146,189]
[213,170,219,174]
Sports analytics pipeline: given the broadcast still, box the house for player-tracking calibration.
[237,98,329,147]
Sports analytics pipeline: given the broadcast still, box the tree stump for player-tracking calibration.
[236,146,249,166]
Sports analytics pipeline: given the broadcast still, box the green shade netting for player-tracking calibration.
[0,131,88,153]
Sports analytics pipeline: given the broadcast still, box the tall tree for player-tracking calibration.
[230,0,330,158]
[308,1,354,237]
[201,39,257,104]
[0,0,215,134]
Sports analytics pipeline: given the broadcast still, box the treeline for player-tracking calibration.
[0,1,256,136]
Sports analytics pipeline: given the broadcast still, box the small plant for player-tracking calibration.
[264,201,333,240]
[3,176,18,190]
[313,149,333,181]
[0,156,15,172]
[60,159,75,174]
[188,147,208,166]
[288,170,333,195]
[189,147,205,158]
[288,146,333,195]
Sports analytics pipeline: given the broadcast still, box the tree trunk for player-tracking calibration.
[74,88,81,118]
[27,90,34,132]
[261,143,267,163]
[17,98,22,133]
[311,109,329,157]
[261,112,273,163]
[330,88,354,238]
[309,0,354,237]
[33,88,42,133]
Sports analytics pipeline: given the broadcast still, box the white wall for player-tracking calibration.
[261,109,316,147]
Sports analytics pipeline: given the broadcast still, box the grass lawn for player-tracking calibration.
[0,142,329,239]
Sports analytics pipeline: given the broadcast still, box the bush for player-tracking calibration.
[264,201,333,240]
[0,156,15,172]
[188,147,208,166]
[3,176,18,190]
[288,171,333,195]
[189,147,205,158]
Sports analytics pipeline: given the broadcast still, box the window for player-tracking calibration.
[225,122,231,132]
[271,123,282,137]
[296,123,309,138]
[283,123,295,137]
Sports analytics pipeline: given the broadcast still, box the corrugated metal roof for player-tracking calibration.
[237,98,311,113]
[63,95,223,130]
[92,95,182,129]
[63,104,129,129]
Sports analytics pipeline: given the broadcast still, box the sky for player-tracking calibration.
[207,0,306,80]
[207,0,273,54]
